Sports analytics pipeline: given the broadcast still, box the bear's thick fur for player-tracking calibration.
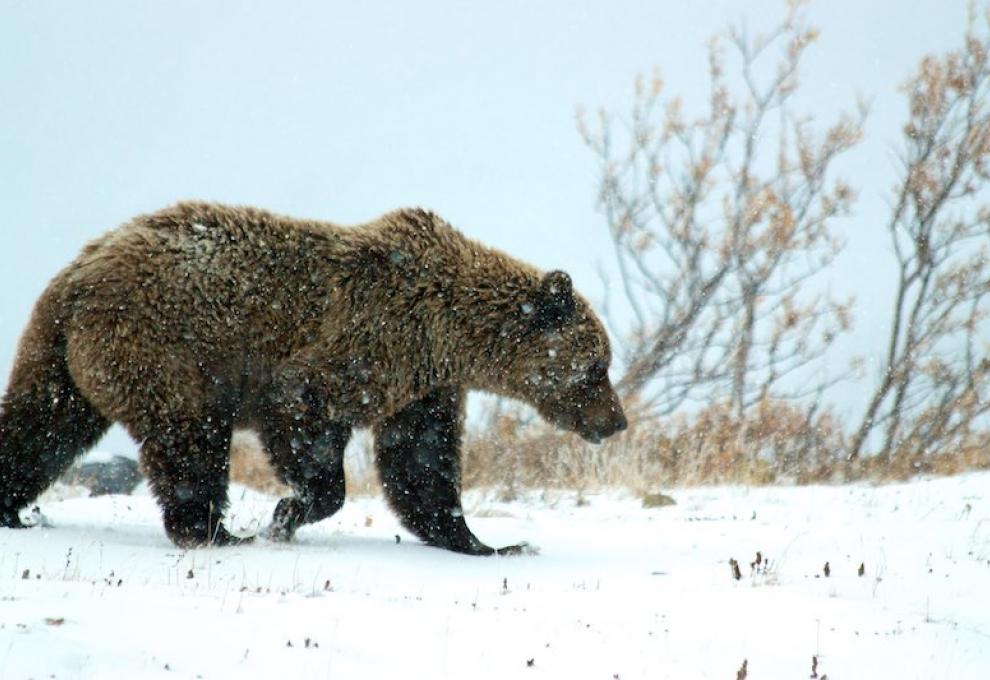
[0,202,627,554]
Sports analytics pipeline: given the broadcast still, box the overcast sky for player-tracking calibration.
[0,1,971,455]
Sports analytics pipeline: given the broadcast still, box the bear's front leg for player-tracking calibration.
[141,416,251,548]
[259,372,351,542]
[374,387,529,556]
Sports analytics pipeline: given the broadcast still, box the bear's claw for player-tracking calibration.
[209,526,256,547]
[170,524,256,548]
[262,522,296,543]
[495,542,540,557]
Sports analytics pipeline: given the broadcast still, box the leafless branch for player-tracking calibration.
[850,13,990,459]
[578,7,860,420]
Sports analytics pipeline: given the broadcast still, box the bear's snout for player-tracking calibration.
[540,380,629,444]
[579,408,628,444]
[597,410,628,436]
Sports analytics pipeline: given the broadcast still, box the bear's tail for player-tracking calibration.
[0,282,109,527]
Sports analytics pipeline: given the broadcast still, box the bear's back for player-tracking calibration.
[59,203,353,370]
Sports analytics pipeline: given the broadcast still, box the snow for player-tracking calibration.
[77,449,128,465]
[1,473,989,679]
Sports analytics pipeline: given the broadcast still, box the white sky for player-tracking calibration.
[0,1,971,454]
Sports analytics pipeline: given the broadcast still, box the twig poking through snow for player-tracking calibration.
[729,558,742,581]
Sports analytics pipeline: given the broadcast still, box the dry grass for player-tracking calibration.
[228,431,289,496]
[228,430,379,498]
[461,400,849,498]
[227,404,990,500]
[461,400,990,498]
[852,435,990,482]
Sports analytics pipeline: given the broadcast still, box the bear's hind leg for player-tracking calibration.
[0,391,109,527]
[0,332,110,528]
[260,412,350,542]
[374,388,527,556]
[141,414,248,548]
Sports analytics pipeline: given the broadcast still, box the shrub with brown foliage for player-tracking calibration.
[577,4,859,418]
[850,12,990,461]
[567,3,990,482]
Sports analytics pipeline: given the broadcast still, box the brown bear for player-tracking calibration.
[0,202,627,554]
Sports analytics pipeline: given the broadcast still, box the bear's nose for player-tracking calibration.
[589,411,627,439]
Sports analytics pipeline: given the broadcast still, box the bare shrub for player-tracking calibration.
[532,3,990,485]
[577,4,860,418]
[850,11,990,461]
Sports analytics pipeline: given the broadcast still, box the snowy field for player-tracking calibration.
[1,472,988,680]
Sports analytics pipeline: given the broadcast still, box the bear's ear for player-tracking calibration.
[533,270,576,329]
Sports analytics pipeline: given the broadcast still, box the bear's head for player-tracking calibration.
[495,270,628,444]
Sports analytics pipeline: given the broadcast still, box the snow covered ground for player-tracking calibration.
[1,473,988,679]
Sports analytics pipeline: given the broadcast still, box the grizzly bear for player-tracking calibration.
[0,202,627,554]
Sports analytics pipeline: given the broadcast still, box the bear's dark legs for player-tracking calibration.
[374,388,524,556]
[141,413,247,547]
[260,416,350,541]
[0,350,110,528]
